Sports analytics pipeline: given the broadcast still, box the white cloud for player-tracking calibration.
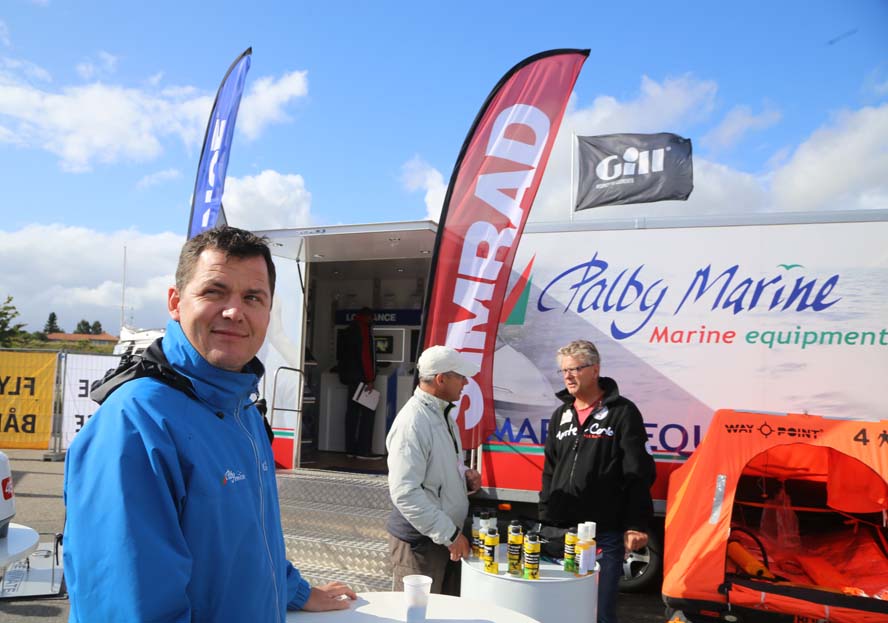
[0,82,169,171]
[0,21,10,48]
[569,74,718,135]
[862,66,888,97]
[0,124,17,144]
[0,62,308,171]
[1,57,52,82]
[76,51,119,80]
[98,51,118,72]
[75,62,95,80]
[136,168,182,189]
[702,105,782,151]
[238,70,308,139]
[403,75,887,222]
[402,75,722,222]
[1,167,316,333]
[402,74,727,221]
[400,155,446,221]
[222,169,313,230]
[771,104,888,211]
[533,74,719,221]
[0,224,182,333]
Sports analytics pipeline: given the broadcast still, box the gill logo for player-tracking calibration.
[595,146,666,182]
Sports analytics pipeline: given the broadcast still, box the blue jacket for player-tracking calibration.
[64,320,311,622]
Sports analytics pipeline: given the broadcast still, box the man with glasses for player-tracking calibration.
[539,340,655,623]
[385,345,482,595]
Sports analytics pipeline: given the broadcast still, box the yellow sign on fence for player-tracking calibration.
[0,351,57,449]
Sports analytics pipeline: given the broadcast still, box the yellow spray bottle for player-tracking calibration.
[523,532,541,580]
[482,527,500,574]
[563,526,579,573]
[507,521,524,576]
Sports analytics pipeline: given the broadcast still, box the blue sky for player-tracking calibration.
[1,0,886,333]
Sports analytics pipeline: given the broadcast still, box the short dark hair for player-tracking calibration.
[176,226,276,295]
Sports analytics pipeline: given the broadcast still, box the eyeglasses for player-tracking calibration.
[556,364,595,377]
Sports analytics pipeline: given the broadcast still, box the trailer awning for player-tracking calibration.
[255,220,437,263]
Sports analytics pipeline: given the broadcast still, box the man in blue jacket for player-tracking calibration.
[64,226,356,622]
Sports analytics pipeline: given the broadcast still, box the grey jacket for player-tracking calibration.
[385,386,468,546]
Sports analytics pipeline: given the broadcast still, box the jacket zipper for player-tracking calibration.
[235,404,282,622]
[568,407,581,484]
[566,395,608,486]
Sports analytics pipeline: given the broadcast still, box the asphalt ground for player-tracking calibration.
[2,449,668,622]
[1,450,69,622]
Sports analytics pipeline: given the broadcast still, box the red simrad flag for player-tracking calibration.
[421,49,588,449]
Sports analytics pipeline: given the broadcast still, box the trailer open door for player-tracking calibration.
[255,221,437,470]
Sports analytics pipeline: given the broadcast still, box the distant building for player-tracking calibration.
[45,332,119,346]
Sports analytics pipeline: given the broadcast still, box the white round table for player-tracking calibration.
[460,559,598,623]
[0,523,40,569]
[287,591,541,622]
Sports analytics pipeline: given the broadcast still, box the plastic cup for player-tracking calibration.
[402,574,432,622]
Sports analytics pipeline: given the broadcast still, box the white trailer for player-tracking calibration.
[256,208,888,589]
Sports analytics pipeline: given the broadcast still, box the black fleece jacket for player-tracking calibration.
[538,376,655,534]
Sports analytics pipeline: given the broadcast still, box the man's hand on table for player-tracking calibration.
[302,581,358,611]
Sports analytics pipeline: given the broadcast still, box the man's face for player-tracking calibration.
[439,372,469,403]
[168,248,272,371]
[559,355,600,398]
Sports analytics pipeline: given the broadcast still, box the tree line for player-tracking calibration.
[1,295,110,351]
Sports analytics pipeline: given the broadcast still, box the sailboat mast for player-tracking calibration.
[120,245,127,331]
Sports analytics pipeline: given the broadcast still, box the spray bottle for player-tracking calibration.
[523,532,541,580]
[574,524,592,577]
[584,521,597,573]
[482,527,500,574]
[471,512,482,559]
[563,526,579,573]
[476,511,490,559]
[507,520,524,576]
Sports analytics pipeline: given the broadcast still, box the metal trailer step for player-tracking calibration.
[280,500,389,541]
[293,562,392,594]
[277,469,391,511]
[284,532,390,578]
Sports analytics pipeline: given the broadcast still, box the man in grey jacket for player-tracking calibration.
[386,345,482,595]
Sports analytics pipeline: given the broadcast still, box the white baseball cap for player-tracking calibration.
[417,345,480,378]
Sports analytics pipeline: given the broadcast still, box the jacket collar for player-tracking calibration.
[413,385,452,414]
[162,319,263,411]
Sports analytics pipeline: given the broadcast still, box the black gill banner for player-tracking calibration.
[575,132,693,210]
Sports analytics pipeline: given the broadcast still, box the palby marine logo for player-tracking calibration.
[2,477,12,500]
[222,469,246,485]
[594,146,667,188]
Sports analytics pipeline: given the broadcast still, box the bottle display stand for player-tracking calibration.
[460,558,598,623]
